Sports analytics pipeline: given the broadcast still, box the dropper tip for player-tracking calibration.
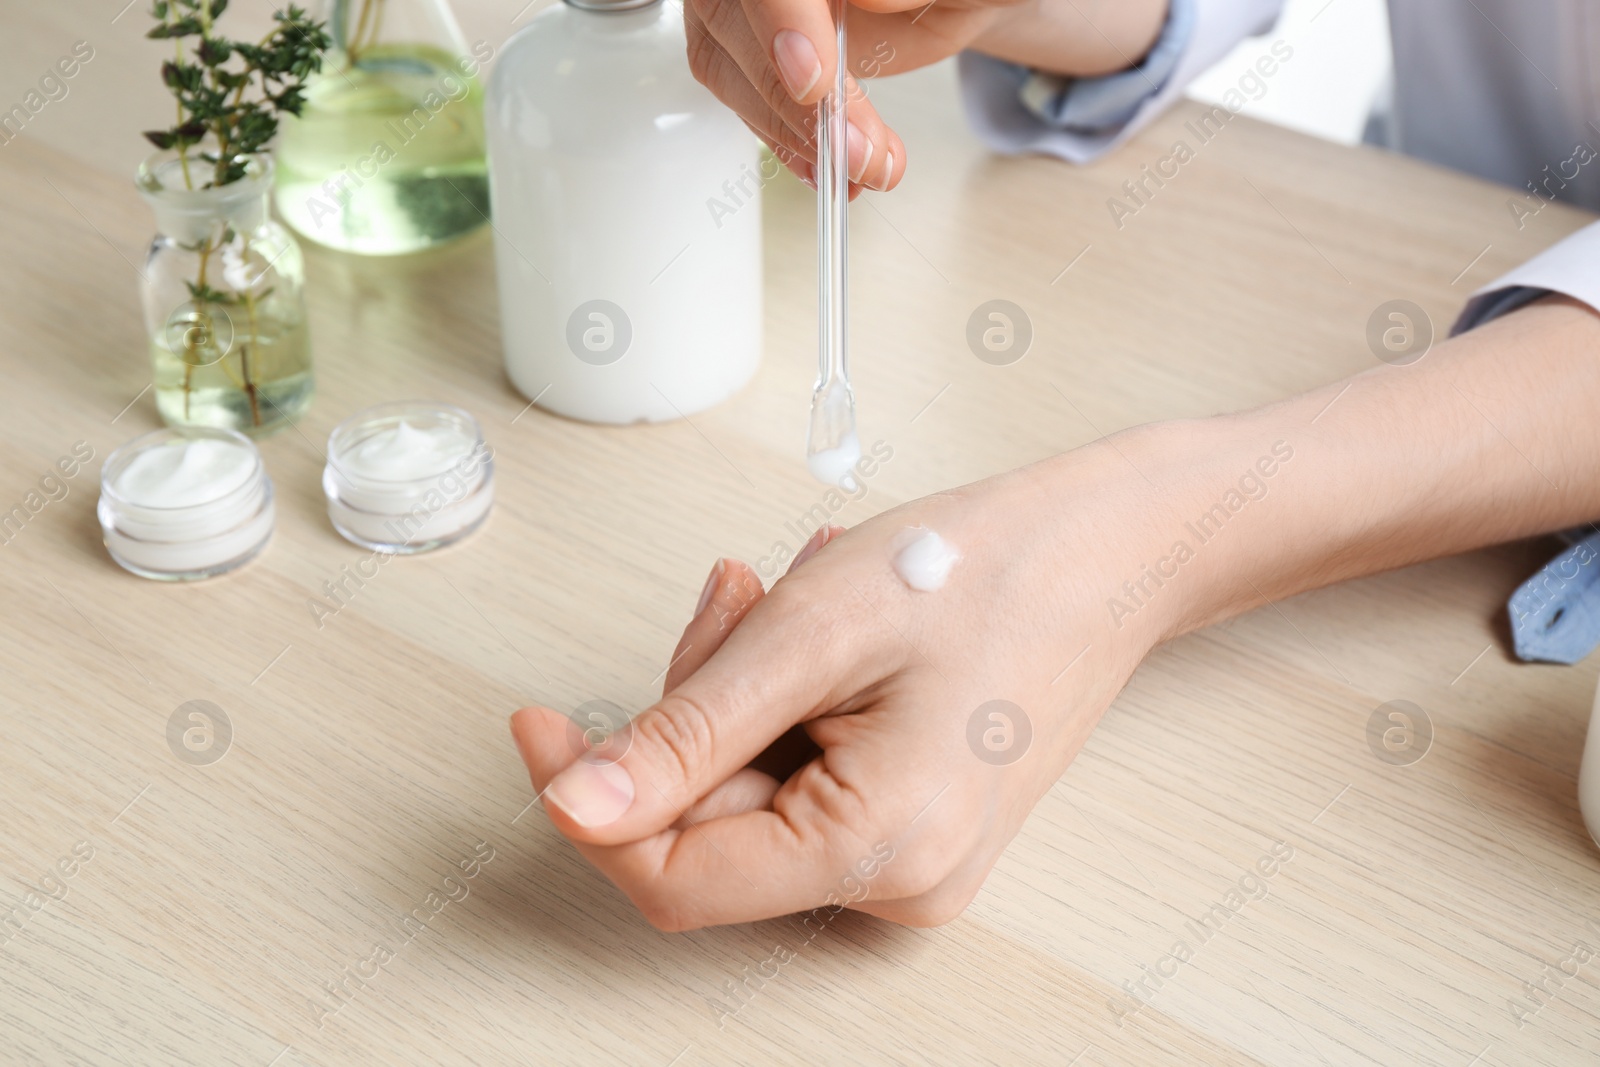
[806,428,861,488]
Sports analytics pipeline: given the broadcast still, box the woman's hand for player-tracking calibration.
[509,291,1600,933]
[510,440,1183,929]
[683,0,1171,189]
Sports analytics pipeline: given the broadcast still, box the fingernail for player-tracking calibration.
[847,121,874,183]
[787,527,830,575]
[545,759,635,828]
[695,558,725,617]
[773,30,821,101]
[785,156,816,187]
[508,707,539,768]
[871,149,894,191]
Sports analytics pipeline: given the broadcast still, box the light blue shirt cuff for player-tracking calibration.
[995,0,1197,134]
[1508,532,1600,664]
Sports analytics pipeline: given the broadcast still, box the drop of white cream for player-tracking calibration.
[806,430,861,490]
[893,526,959,591]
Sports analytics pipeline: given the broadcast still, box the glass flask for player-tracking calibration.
[137,151,314,435]
[274,0,491,255]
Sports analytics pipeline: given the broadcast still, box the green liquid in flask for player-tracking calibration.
[275,43,489,255]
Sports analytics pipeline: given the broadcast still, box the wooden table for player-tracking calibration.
[3,4,1598,1064]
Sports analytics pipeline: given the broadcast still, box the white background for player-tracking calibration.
[1188,0,1393,145]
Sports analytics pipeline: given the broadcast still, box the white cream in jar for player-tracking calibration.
[98,427,275,580]
[323,402,493,553]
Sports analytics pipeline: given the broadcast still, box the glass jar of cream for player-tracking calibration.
[98,426,275,580]
[323,401,493,554]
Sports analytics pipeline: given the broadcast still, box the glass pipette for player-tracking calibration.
[804,0,860,488]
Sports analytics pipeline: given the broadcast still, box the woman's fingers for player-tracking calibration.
[508,556,764,807]
[675,767,782,824]
[785,523,845,576]
[507,696,966,929]
[664,555,821,824]
[508,705,854,926]
[506,519,986,929]
[511,538,844,843]
[509,702,780,834]
[664,527,843,695]
[509,704,578,800]
[529,552,903,846]
[684,0,903,189]
[516,685,965,929]
[687,6,816,155]
[664,557,767,693]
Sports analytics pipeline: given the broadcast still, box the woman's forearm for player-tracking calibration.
[1153,296,1600,640]
[970,0,1169,77]
[1015,297,1600,652]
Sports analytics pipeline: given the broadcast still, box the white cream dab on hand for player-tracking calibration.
[893,526,959,591]
[806,430,861,490]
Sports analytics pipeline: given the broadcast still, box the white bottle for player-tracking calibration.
[486,0,763,423]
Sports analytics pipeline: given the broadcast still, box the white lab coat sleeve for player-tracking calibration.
[956,0,1287,164]
[1452,221,1600,333]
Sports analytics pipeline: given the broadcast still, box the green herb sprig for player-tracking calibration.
[143,1,331,189]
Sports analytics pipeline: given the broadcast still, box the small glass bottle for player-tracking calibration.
[137,151,314,435]
[275,0,490,255]
[99,426,276,581]
[486,0,764,423]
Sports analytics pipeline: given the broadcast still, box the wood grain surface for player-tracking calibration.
[2,3,1598,1065]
